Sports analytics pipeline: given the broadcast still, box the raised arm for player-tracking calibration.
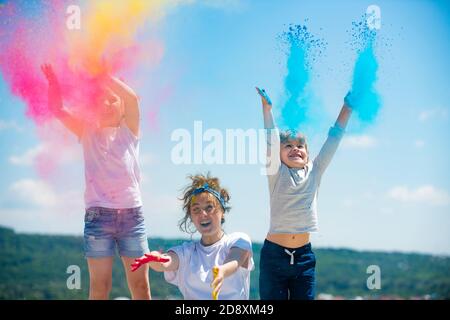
[104,75,140,137]
[41,64,84,138]
[337,91,354,129]
[256,87,280,177]
[211,247,251,299]
[314,92,354,174]
[256,87,275,129]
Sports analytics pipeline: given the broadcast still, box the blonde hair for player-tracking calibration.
[178,172,231,234]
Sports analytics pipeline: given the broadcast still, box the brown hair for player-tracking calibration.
[178,172,231,234]
[280,129,308,151]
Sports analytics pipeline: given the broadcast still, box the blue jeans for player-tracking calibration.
[83,206,149,258]
[259,239,316,300]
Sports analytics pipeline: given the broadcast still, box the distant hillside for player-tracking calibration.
[0,226,449,300]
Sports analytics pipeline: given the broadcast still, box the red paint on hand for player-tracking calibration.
[130,253,170,272]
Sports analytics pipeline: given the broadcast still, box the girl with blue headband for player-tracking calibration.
[256,87,354,300]
[131,173,254,300]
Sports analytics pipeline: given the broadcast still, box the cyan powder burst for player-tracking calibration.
[279,24,326,131]
[348,19,381,125]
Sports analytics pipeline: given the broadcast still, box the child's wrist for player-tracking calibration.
[344,91,355,109]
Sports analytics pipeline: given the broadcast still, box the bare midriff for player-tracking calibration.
[266,233,310,249]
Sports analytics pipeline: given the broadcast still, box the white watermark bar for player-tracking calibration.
[366,264,381,290]
[66,5,81,30]
[366,4,381,30]
[66,265,81,290]
[170,121,280,175]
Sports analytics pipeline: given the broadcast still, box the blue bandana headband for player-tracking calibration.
[191,183,227,211]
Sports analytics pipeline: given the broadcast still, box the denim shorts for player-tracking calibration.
[259,239,316,300]
[83,206,150,258]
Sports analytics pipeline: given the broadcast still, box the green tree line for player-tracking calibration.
[0,226,449,300]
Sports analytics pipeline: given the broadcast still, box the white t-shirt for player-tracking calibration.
[267,125,345,233]
[80,120,142,209]
[164,232,254,300]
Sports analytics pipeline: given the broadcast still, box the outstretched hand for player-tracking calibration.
[256,87,272,109]
[41,63,63,115]
[41,64,59,86]
[131,252,170,272]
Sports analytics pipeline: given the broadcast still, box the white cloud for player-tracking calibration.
[9,179,59,207]
[418,108,448,122]
[388,185,450,207]
[9,143,81,167]
[0,119,22,132]
[0,207,83,235]
[9,145,45,166]
[1,180,181,237]
[342,135,377,149]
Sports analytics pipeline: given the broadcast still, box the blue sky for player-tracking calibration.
[1,0,449,255]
